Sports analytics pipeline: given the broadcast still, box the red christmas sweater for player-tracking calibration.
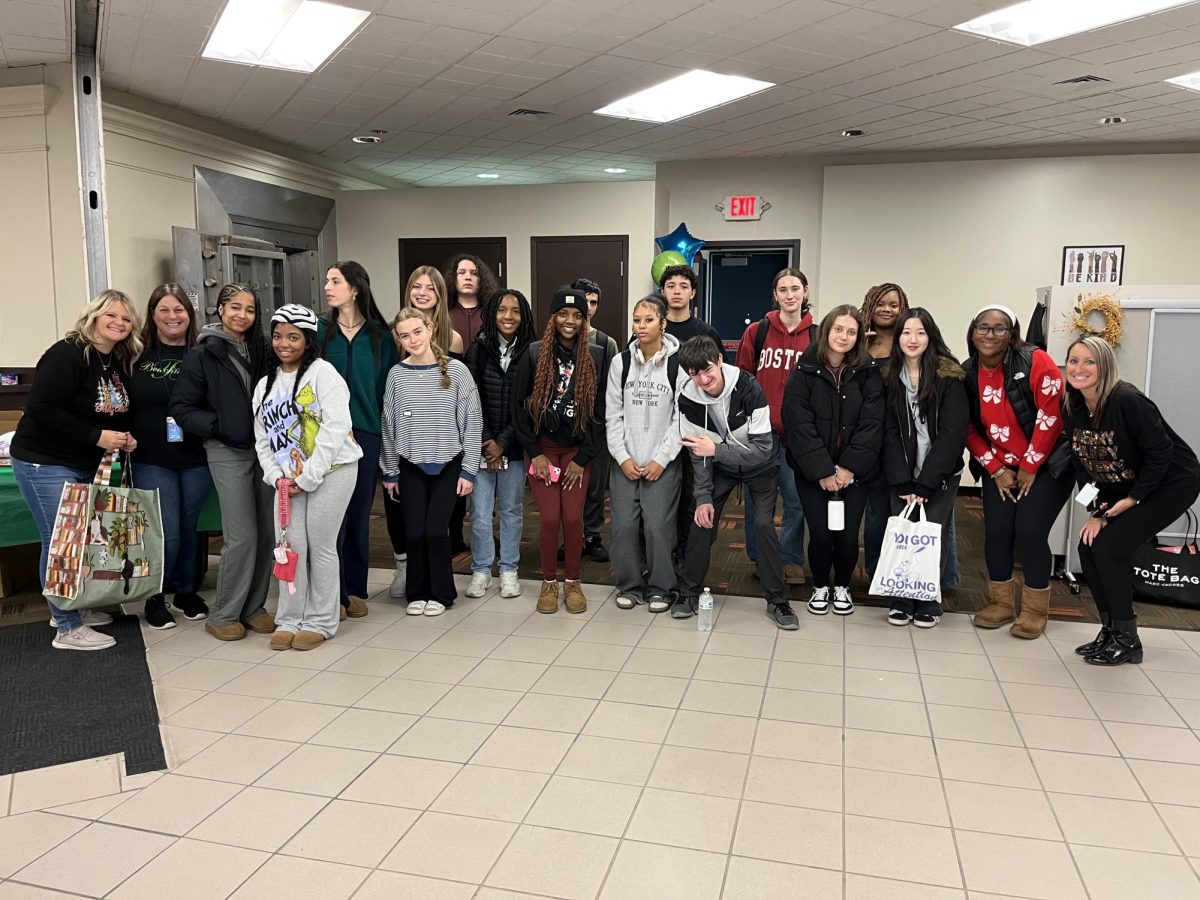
[966,348,1064,475]
[735,309,814,434]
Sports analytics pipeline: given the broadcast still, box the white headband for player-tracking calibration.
[974,304,1017,325]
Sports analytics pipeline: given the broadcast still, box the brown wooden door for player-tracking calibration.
[397,237,507,298]
[530,235,629,344]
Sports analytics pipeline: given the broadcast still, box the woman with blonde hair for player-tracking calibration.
[11,290,142,650]
[405,266,464,356]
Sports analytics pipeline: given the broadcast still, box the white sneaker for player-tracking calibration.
[424,600,446,617]
[406,600,427,615]
[466,572,492,598]
[52,625,116,651]
[499,571,521,598]
[390,561,407,600]
[49,609,113,628]
[832,586,855,616]
[807,586,830,615]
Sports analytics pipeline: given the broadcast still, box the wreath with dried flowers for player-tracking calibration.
[1069,293,1124,346]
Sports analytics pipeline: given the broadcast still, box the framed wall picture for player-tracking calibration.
[1062,245,1123,286]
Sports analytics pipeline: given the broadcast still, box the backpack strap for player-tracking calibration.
[620,348,631,390]
[622,348,681,396]
[752,316,770,371]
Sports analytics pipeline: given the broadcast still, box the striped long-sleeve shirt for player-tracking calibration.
[380,359,483,481]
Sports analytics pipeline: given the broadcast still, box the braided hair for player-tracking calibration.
[478,288,536,356]
[258,325,319,411]
[215,283,270,381]
[862,282,910,331]
[528,313,597,436]
[394,306,452,388]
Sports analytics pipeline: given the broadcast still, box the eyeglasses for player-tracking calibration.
[974,324,1010,337]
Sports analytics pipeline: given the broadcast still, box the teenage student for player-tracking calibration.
[736,267,815,586]
[676,336,795,629]
[607,295,682,613]
[512,286,607,615]
[446,254,499,349]
[782,305,884,617]
[318,261,397,619]
[1064,336,1200,665]
[253,305,361,650]
[880,309,969,628]
[380,307,482,617]
[965,305,1072,640]
[574,277,619,564]
[463,288,537,600]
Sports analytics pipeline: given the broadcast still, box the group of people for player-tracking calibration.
[11,255,1198,667]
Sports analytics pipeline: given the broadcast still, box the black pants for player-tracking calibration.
[450,495,467,551]
[981,467,1073,590]
[338,428,381,606]
[385,487,406,557]
[886,476,961,615]
[397,455,462,607]
[1079,482,1200,621]
[583,439,610,541]
[795,479,869,588]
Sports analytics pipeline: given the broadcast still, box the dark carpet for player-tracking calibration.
[0,614,165,776]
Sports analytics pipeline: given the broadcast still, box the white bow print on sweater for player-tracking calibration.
[1036,410,1058,431]
[1040,375,1062,396]
[977,449,995,466]
[1024,447,1045,464]
[983,385,1004,404]
[989,424,1010,443]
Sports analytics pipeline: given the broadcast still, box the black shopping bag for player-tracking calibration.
[1132,510,1200,609]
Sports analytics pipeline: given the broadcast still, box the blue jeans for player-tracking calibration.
[11,457,91,633]
[132,462,213,595]
[470,461,525,574]
[745,441,805,567]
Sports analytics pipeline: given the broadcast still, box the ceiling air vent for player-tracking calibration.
[508,108,552,118]
[1054,75,1111,85]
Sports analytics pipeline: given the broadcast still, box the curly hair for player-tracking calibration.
[394,306,451,388]
[445,254,499,311]
[528,314,597,436]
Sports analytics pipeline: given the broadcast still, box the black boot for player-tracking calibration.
[1075,614,1113,656]
[1085,619,1143,666]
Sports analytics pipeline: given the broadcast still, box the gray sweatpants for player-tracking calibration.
[208,452,275,626]
[609,458,681,599]
[274,464,356,638]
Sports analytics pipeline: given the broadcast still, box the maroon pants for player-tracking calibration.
[527,440,591,580]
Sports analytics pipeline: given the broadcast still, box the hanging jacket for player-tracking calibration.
[170,325,270,454]
[606,333,682,469]
[464,332,528,461]
[781,345,884,484]
[882,357,969,498]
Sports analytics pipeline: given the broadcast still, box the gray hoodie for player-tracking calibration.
[606,333,682,469]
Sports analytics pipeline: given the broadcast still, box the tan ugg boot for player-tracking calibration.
[564,580,587,614]
[1011,585,1050,639]
[974,579,1017,629]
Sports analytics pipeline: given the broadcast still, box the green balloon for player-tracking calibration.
[651,250,688,286]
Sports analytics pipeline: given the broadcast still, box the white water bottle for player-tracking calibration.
[828,491,845,532]
[698,587,714,632]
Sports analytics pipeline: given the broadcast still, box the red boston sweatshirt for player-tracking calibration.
[735,309,815,435]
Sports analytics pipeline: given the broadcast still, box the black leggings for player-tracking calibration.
[981,467,1072,590]
[397,455,462,607]
[795,479,869,588]
[385,488,406,557]
[1079,482,1200,621]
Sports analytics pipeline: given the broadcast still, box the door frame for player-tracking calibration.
[530,233,630,327]
[397,236,509,289]
[697,239,802,321]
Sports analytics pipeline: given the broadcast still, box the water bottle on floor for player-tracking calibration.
[698,587,713,632]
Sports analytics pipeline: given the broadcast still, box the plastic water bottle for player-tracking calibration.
[698,587,714,632]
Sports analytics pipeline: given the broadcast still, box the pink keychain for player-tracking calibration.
[272,479,299,593]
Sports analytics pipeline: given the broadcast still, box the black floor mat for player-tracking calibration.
[0,614,165,776]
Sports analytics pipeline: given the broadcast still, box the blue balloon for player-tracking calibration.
[655,222,704,267]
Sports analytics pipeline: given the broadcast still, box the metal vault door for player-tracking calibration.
[172,229,289,326]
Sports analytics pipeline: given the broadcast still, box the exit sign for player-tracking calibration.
[720,195,769,221]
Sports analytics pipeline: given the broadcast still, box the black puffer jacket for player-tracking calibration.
[170,328,270,451]
[782,345,884,483]
[464,334,527,461]
[882,356,969,498]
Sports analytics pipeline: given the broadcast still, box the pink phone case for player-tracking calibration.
[528,462,562,482]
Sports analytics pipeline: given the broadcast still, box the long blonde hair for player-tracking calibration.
[67,289,143,371]
[404,266,455,354]
[1064,336,1122,422]
[393,306,451,388]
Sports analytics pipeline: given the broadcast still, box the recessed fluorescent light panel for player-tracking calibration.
[594,70,774,124]
[603,167,628,174]
[203,0,369,73]
[954,0,1194,47]
[476,173,501,179]
[1166,69,1200,92]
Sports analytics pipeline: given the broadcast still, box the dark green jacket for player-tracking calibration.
[316,319,398,434]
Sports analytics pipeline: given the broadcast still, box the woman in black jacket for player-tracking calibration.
[880,308,968,627]
[463,288,536,601]
[1065,336,1200,665]
[783,304,884,616]
[170,284,276,642]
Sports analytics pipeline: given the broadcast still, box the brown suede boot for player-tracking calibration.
[242,613,276,634]
[205,621,246,641]
[292,630,326,650]
[1011,585,1050,639]
[564,580,587,614]
[346,596,369,618]
[537,580,559,614]
[974,579,1017,629]
[270,631,294,651]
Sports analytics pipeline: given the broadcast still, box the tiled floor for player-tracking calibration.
[4,570,1200,898]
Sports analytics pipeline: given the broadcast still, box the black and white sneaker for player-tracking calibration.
[832,586,855,616]
[913,612,941,628]
[769,602,800,630]
[143,596,177,630]
[888,609,912,626]
[807,586,830,615]
[671,596,697,619]
[172,592,209,620]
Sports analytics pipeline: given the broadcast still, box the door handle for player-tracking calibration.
[619,261,624,277]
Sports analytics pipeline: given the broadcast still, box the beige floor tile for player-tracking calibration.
[760,687,844,727]
[187,786,327,851]
[664,709,754,753]
[0,883,94,898]
[845,729,939,777]
[489,634,571,664]
[1071,662,1160,695]
[554,640,633,670]
[1130,759,1200,807]
[1138,647,1200,674]
[280,798,418,866]
[201,637,277,664]
[233,698,344,742]
[284,670,385,705]
[469,725,575,773]
[430,764,548,822]
[1086,690,1186,726]
[928,704,1022,746]
[486,824,618,899]
[1158,804,1200,856]
[1002,683,1095,719]
[556,735,657,785]
[44,791,134,821]
[921,674,1009,710]
[505,692,598,732]
[846,622,913,648]
[530,664,616,698]
[716,607,787,637]
[705,632,775,659]
[13,822,174,896]
[1171,698,1200,729]
[945,780,1061,839]
[916,649,997,680]
[754,719,843,765]
[1072,844,1200,900]
[426,685,524,724]
[626,787,739,852]
[263,641,355,671]
[340,755,460,809]
[772,636,844,666]
[648,745,750,799]
[845,667,924,703]
[230,855,370,900]
[174,733,299,784]
[910,627,986,655]
[583,699,675,742]
[426,629,507,658]
[513,613,586,641]
[845,768,949,826]
[768,660,844,694]
[386,716,494,762]
[576,620,649,646]
[599,840,727,900]
[380,811,515,881]
[622,647,701,678]
[845,815,962,887]
[693,653,770,685]
[637,625,711,653]
[459,658,547,692]
[364,624,442,652]
[1015,713,1119,755]
[980,631,1060,660]
[681,680,765,717]
[308,708,418,752]
[1107,721,1200,764]
[603,671,689,708]
[164,691,275,733]
[323,620,390,648]
[846,643,919,674]
[394,652,480,684]
[936,739,1040,789]
[733,800,843,869]
[845,695,930,737]
[1049,793,1177,853]
[220,664,318,699]
[160,724,223,768]
[955,831,1086,899]
[9,756,122,815]
[146,651,192,678]
[454,610,529,635]
[525,775,640,836]
[99,774,239,835]
[0,812,86,878]
[744,756,842,812]
[844,872,966,899]
[723,856,842,899]
[156,657,256,691]
[353,870,476,899]
[255,743,376,797]
[353,677,451,715]
[1029,749,1146,800]
[1149,673,1200,701]
[991,656,1076,688]
[153,685,206,718]
[326,646,414,677]
[108,837,267,900]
